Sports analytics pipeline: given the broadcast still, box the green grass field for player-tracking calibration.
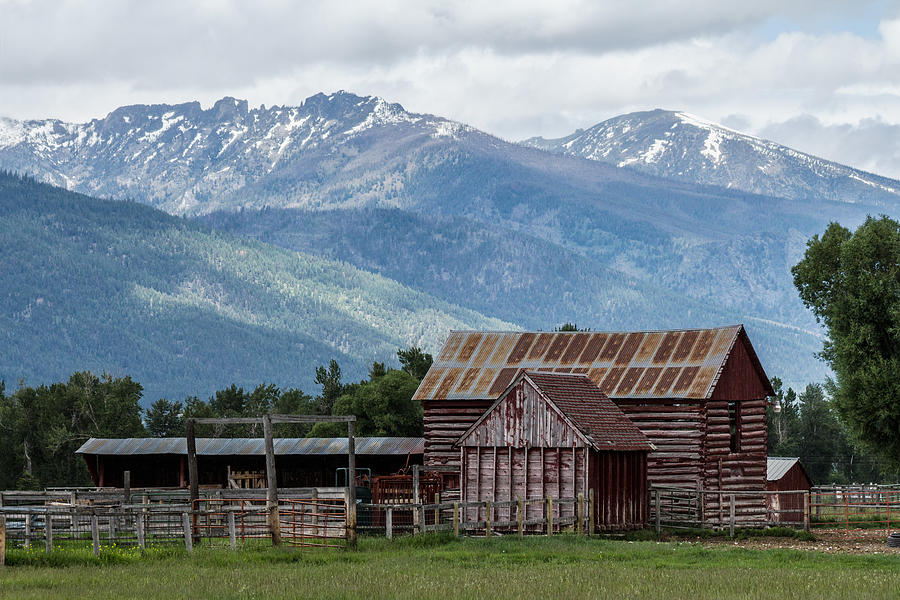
[2,534,900,599]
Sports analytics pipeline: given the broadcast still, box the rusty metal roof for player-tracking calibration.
[76,437,424,456]
[415,325,765,402]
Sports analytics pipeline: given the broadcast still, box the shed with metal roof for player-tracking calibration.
[76,437,423,489]
[415,325,773,519]
[458,371,653,530]
[765,457,812,523]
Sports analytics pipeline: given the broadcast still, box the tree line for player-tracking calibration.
[0,347,431,490]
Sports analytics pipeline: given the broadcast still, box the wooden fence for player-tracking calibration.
[650,486,809,535]
[359,491,596,539]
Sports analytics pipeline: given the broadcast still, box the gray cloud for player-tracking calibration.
[759,115,900,179]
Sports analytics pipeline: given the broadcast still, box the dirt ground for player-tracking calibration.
[693,528,900,555]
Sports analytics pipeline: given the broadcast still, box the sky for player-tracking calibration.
[3,0,900,177]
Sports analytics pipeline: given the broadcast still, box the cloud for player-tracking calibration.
[1,0,900,179]
[759,115,900,179]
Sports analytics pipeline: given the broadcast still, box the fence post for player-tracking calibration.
[24,514,31,549]
[729,495,735,539]
[577,494,584,535]
[228,510,236,550]
[135,512,145,552]
[451,503,458,537]
[419,504,426,535]
[588,488,595,535]
[803,492,810,532]
[386,507,394,540]
[655,489,661,534]
[123,470,131,506]
[108,512,116,543]
[434,493,441,529]
[485,501,492,538]
[45,511,53,552]
[182,512,193,553]
[91,513,100,556]
[546,496,553,536]
[0,508,5,567]
[517,497,524,538]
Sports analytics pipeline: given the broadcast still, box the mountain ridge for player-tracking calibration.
[522,108,900,206]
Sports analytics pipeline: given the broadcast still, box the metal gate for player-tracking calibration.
[279,498,347,549]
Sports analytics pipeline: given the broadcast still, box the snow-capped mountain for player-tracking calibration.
[0,91,473,215]
[524,109,900,206]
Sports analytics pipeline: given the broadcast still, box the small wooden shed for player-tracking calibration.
[457,371,654,530]
[766,457,812,523]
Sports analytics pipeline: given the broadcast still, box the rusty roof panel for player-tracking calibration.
[489,334,517,366]
[413,368,444,401]
[653,331,681,364]
[554,367,573,374]
[614,332,643,365]
[579,333,607,364]
[561,332,590,363]
[672,330,699,363]
[600,333,625,360]
[572,367,589,374]
[690,329,717,362]
[438,333,464,362]
[545,335,571,362]
[528,333,554,360]
[690,366,719,397]
[634,332,662,363]
[672,366,700,394]
[600,367,626,394]
[655,367,682,396]
[458,368,481,393]
[471,368,497,396]
[616,367,643,395]
[488,367,519,396]
[457,332,483,362]
[507,333,536,363]
[470,332,499,366]
[436,369,463,399]
[587,367,608,388]
[416,326,745,401]
[634,367,663,395]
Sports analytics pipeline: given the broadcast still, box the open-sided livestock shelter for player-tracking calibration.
[414,325,773,515]
[76,437,422,488]
[458,371,653,530]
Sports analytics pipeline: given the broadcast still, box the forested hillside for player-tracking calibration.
[0,173,513,402]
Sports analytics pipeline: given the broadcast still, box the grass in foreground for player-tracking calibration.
[2,534,900,599]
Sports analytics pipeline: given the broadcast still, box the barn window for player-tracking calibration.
[728,401,741,453]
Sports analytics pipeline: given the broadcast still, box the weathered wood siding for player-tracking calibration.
[460,383,589,448]
[614,399,703,488]
[592,451,648,529]
[423,399,493,467]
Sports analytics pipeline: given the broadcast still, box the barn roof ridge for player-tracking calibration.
[415,324,771,402]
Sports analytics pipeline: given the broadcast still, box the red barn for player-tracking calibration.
[414,325,773,518]
[766,457,812,523]
[458,371,653,530]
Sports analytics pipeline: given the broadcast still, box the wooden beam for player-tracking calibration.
[186,419,199,514]
[262,414,281,546]
[347,419,357,549]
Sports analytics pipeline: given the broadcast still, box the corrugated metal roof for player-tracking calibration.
[76,437,424,456]
[415,325,757,402]
[767,457,801,481]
